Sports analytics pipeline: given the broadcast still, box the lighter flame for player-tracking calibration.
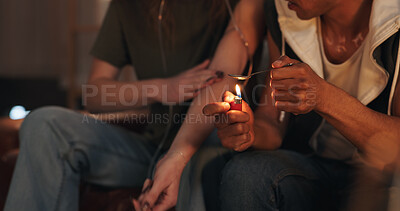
[235,84,241,98]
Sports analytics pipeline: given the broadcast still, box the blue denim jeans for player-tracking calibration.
[4,106,226,211]
[220,150,353,211]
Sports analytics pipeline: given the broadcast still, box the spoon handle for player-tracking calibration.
[249,70,268,77]
[251,63,294,77]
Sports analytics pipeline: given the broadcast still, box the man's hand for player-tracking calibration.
[157,59,224,104]
[270,55,327,115]
[203,91,255,151]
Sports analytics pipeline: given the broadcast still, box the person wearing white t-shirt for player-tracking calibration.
[204,0,400,210]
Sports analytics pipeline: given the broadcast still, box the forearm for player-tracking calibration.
[253,118,283,150]
[84,78,163,113]
[167,0,265,161]
[252,96,286,150]
[317,82,400,167]
[168,30,248,159]
[169,80,237,160]
[252,77,286,150]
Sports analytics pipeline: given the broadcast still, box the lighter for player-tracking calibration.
[230,84,242,111]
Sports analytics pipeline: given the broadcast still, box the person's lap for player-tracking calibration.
[4,106,228,211]
[5,106,157,211]
[219,150,353,211]
[7,106,360,211]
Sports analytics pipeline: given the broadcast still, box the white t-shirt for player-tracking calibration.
[310,19,368,165]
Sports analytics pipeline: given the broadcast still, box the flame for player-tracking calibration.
[235,84,241,98]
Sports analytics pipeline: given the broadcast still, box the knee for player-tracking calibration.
[19,106,73,146]
[21,106,72,130]
[220,151,279,210]
[24,106,72,123]
[221,152,276,193]
[220,151,301,208]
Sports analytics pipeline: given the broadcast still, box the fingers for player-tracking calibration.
[275,101,313,115]
[188,59,224,81]
[203,102,231,116]
[190,59,210,72]
[190,59,224,79]
[192,70,223,90]
[152,198,175,211]
[275,101,301,114]
[271,55,297,68]
[271,63,313,81]
[270,56,302,80]
[214,110,250,129]
[217,123,250,137]
[182,70,224,93]
[222,91,236,103]
[132,199,142,211]
[234,140,253,152]
[139,180,165,208]
[224,110,250,124]
[141,178,153,193]
[272,90,302,103]
[220,133,252,152]
[195,70,220,82]
[270,79,309,91]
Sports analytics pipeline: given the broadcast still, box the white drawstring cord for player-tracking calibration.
[224,0,253,87]
[278,35,286,122]
[387,37,400,115]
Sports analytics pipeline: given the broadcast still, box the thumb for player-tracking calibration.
[140,180,165,208]
[223,91,236,103]
[132,199,142,211]
[203,102,231,116]
[271,55,297,68]
[191,59,210,71]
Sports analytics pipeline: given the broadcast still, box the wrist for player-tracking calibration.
[315,81,338,116]
[314,80,329,113]
[166,150,189,169]
[149,78,165,103]
[169,151,187,164]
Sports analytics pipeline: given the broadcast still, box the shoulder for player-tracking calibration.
[108,0,140,13]
[393,70,400,116]
[105,0,144,24]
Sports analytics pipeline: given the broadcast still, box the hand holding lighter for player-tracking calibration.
[230,96,242,111]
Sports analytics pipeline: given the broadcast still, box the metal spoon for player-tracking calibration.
[228,63,294,80]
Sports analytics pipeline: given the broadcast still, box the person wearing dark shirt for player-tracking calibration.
[4,0,268,211]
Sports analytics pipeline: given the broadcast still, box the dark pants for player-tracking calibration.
[219,150,355,211]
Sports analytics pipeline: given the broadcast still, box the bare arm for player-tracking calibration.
[252,31,288,150]
[136,0,266,209]
[85,58,219,113]
[316,75,400,169]
[269,55,400,170]
[203,32,289,150]
[85,58,162,112]
[168,0,266,163]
